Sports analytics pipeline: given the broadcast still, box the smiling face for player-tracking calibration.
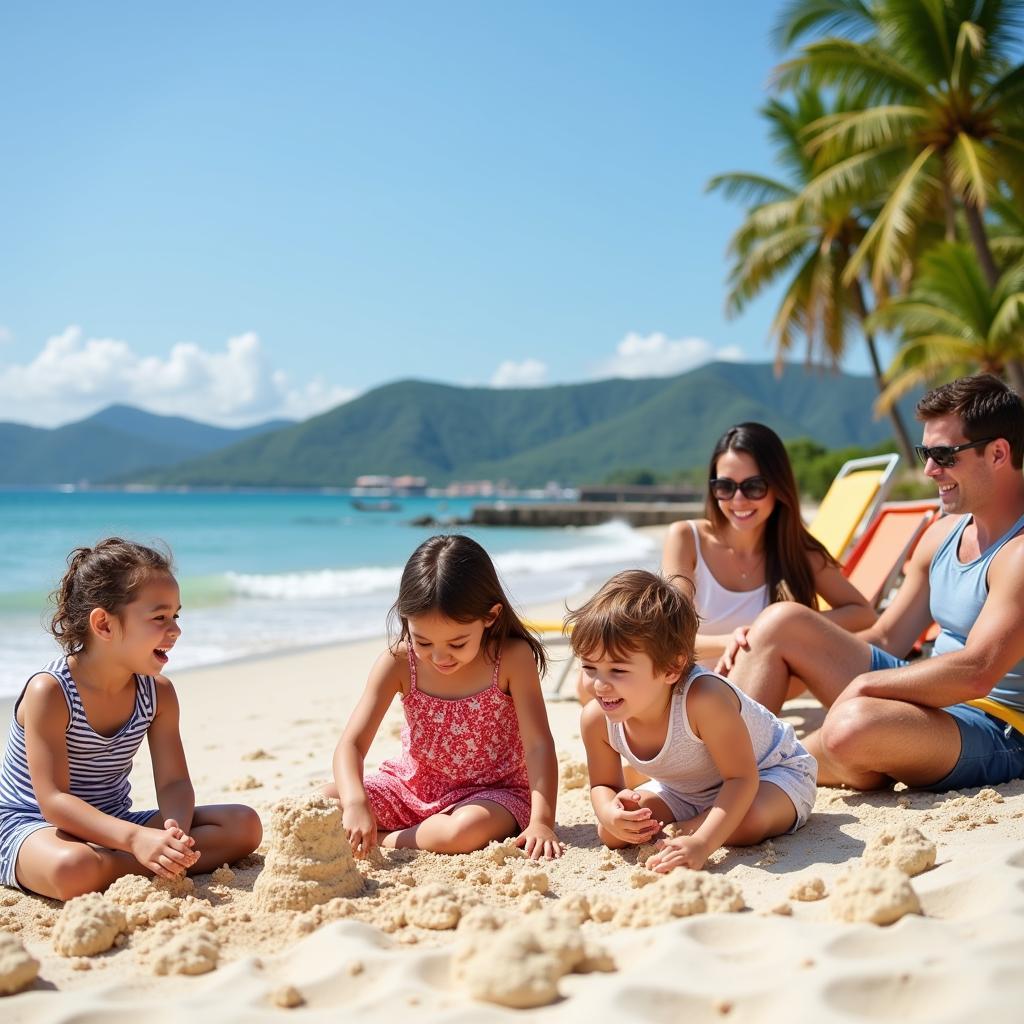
[109,573,182,675]
[579,647,681,724]
[712,449,776,533]
[406,607,496,675]
[920,412,992,514]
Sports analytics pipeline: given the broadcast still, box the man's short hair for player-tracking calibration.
[916,374,1024,469]
[565,569,699,677]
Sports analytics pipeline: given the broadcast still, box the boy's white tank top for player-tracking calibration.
[688,520,769,635]
[607,665,803,807]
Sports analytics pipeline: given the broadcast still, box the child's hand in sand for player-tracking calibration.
[131,823,199,879]
[163,818,200,868]
[342,800,378,859]
[602,789,663,846]
[514,823,565,860]
[645,834,710,873]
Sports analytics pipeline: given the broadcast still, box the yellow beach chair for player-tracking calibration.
[808,453,900,561]
[523,618,578,700]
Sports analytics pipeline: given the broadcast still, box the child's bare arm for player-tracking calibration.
[332,651,402,855]
[648,676,758,871]
[21,674,194,879]
[581,700,660,845]
[147,677,196,832]
[507,643,562,859]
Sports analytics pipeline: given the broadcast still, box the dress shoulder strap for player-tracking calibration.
[406,644,419,692]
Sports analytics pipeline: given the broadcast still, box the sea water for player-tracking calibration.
[0,490,660,697]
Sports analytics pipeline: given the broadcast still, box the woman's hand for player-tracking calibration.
[514,822,565,860]
[715,626,751,675]
[645,834,710,873]
[342,799,378,859]
[600,789,663,845]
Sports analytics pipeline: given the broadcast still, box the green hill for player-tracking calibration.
[0,406,291,486]
[136,363,917,487]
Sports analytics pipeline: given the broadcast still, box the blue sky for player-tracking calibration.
[0,1,881,427]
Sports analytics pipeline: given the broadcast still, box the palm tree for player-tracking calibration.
[870,241,1024,407]
[774,0,1024,293]
[708,90,915,461]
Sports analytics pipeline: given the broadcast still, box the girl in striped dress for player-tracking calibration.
[0,538,262,900]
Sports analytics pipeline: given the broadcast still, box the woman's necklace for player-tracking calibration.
[727,546,764,580]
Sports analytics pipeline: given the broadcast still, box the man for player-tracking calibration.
[721,374,1024,791]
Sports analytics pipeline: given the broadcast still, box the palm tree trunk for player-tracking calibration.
[1006,362,1024,397]
[964,201,1000,289]
[851,279,915,465]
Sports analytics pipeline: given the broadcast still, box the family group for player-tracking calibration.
[2,373,1022,902]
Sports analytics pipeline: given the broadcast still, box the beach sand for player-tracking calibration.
[2,604,1024,1021]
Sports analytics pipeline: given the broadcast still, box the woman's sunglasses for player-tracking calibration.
[913,438,994,469]
[710,475,769,500]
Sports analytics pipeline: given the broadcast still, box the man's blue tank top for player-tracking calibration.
[929,510,1024,712]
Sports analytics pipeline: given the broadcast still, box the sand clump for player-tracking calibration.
[862,826,936,877]
[558,757,588,792]
[104,873,195,931]
[403,884,475,930]
[0,931,39,995]
[52,893,127,957]
[453,907,614,1008]
[789,876,827,901]
[587,869,744,926]
[253,794,364,912]
[150,928,220,976]
[830,867,921,925]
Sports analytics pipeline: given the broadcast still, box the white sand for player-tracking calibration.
[3,603,1024,1021]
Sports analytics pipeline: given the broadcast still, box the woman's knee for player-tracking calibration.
[749,601,817,643]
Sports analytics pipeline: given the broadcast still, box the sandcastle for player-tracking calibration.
[253,793,364,912]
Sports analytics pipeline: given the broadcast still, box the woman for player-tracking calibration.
[661,422,875,668]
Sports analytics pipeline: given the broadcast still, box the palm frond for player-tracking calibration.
[772,0,875,49]
[726,224,819,316]
[947,133,998,208]
[801,104,927,159]
[773,39,929,103]
[868,299,976,338]
[706,172,797,206]
[841,145,939,288]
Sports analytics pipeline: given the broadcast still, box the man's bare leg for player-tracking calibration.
[817,696,961,790]
[726,603,874,714]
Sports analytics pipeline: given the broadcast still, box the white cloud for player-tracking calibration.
[593,332,744,379]
[490,358,548,388]
[0,326,356,427]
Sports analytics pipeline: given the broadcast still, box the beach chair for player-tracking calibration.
[524,618,579,700]
[841,500,941,608]
[807,453,901,561]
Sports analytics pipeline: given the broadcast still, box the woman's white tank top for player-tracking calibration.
[688,520,769,635]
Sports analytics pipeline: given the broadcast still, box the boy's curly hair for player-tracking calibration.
[564,569,699,678]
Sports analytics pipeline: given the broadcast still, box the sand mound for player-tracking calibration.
[453,908,614,1008]
[253,794,364,912]
[0,932,38,995]
[52,893,127,957]
[587,869,744,926]
[863,826,936,876]
[150,928,220,976]
[789,876,827,901]
[830,867,921,925]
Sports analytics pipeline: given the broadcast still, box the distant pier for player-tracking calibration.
[469,501,702,528]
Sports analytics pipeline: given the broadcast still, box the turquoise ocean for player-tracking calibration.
[0,490,659,698]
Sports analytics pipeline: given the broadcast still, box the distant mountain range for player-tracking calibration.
[116,362,915,488]
[0,405,291,486]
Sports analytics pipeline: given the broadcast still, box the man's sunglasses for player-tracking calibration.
[710,475,769,500]
[913,438,995,469]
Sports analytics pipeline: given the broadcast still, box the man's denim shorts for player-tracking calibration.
[868,645,1024,790]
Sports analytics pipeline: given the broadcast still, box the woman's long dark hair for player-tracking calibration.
[388,534,547,673]
[705,422,836,608]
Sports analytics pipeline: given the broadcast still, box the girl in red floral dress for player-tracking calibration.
[326,535,563,859]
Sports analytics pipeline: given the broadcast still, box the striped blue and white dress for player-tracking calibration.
[0,655,158,890]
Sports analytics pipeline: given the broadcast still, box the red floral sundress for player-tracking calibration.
[363,647,532,831]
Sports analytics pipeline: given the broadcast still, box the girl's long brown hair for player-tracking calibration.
[705,422,836,609]
[388,534,547,673]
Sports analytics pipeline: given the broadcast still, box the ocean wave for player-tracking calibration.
[223,520,657,601]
